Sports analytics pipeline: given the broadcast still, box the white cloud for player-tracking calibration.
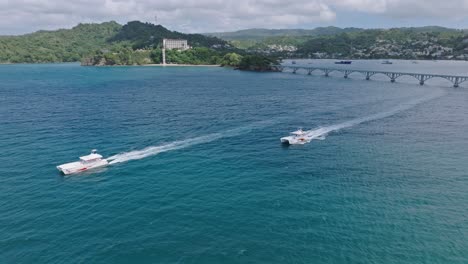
[0,0,467,34]
[333,0,468,18]
[332,0,388,13]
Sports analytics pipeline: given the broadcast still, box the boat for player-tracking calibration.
[57,149,108,175]
[335,60,352,64]
[381,60,393,64]
[280,129,311,145]
[292,61,297,64]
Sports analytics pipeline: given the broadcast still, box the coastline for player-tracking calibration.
[142,64,221,67]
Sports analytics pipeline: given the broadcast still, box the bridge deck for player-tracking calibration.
[277,65,468,88]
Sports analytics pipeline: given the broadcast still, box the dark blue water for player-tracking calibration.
[1,62,468,263]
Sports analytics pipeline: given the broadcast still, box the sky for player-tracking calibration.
[1,0,468,35]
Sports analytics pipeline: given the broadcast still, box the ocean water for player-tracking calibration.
[1,61,467,263]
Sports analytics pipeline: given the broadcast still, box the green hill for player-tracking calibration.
[110,21,228,49]
[0,22,121,63]
[0,21,228,63]
[205,27,363,41]
[205,27,360,49]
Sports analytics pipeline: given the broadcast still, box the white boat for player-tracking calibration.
[57,149,108,175]
[280,129,311,145]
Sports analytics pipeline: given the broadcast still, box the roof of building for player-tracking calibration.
[163,38,187,41]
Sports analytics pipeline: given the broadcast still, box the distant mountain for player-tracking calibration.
[205,26,364,41]
[395,26,460,33]
[0,21,227,63]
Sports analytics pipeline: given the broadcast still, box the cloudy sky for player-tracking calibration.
[1,0,468,35]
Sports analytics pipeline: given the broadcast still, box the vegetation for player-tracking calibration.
[0,22,121,63]
[208,26,468,60]
[206,27,366,49]
[295,29,468,59]
[4,21,466,65]
[221,53,243,66]
[0,21,231,64]
[164,48,220,65]
[110,21,228,50]
[82,47,247,66]
[81,47,153,66]
[237,55,280,71]
[205,27,363,41]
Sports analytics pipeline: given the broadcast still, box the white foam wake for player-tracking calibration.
[106,120,275,164]
[107,90,444,164]
[304,90,444,141]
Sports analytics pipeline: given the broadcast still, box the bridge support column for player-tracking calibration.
[419,75,425,85]
[366,72,370,80]
[307,69,312,75]
[293,69,297,74]
[324,70,329,77]
[344,71,348,78]
[390,73,396,83]
[454,77,459,88]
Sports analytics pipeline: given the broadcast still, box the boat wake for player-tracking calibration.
[107,89,443,164]
[303,89,444,141]
[106,120,275,164]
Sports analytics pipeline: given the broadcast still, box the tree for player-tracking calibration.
[221,53,243,66]
[238,55,279,71]
[150,49,162,64]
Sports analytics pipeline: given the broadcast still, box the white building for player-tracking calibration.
[163,39,189,50]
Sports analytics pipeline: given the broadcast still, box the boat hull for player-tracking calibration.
[335,61,352,64]
[280,136,311,145]
[57,160,109,175]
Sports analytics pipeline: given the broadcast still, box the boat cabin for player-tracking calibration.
[79,150,103,164]
[291,129,305,136]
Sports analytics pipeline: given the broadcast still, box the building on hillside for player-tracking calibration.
[163,39,190,50]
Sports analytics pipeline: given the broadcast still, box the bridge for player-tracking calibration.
[276,65,468,88]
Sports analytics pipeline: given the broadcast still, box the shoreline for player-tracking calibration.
[142,64,221,67]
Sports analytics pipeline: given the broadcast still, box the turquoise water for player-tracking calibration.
[1,61,468,263]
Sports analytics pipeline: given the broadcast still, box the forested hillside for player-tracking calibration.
[205,27,363,41]
[2,22,468,63]
[0,21,229,63]
[111,21,227,50]
[0,22,121,63]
